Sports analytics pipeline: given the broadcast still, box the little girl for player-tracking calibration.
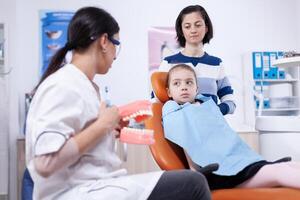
[163,63,300,190]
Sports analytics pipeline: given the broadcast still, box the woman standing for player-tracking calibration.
[159,5,235,115]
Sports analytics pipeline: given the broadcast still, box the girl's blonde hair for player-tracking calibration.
[166,64,197,88]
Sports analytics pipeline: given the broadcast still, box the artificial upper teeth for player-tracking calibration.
[122,109,153,121]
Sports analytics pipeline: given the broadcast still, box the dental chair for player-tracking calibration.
[145,71,300,200]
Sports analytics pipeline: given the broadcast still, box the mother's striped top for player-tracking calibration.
[159,52,236,115]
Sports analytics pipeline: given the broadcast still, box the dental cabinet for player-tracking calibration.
[269,57,300,113]
[251,53,300,161]
[253,52,300,116]
[243,52,300,124]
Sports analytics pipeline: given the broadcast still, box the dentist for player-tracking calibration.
[26,6,210,200]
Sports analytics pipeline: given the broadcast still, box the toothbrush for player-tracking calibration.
[102,86,128,161]
[103,86,112,107]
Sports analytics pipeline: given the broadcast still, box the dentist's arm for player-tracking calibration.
[73,102,120,153]
[34,102,120,178]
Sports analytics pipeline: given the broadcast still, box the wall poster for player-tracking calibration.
[40,11,74,76]
[148,27,180,74]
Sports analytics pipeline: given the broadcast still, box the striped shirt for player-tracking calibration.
[159,52,236,115]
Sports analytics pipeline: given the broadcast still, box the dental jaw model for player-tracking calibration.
[118,100,155,145]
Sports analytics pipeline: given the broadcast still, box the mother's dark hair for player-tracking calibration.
[34,6,119,91]
[175,5,213,47]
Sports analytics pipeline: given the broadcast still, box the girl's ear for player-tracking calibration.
[167,88,172,98]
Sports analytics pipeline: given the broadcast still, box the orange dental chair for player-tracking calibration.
[145,71,300,200]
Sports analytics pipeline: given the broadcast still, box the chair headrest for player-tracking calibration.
[151,72,170,103]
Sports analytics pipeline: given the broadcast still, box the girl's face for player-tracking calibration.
[167,68,198,104]
[181,11,207,46]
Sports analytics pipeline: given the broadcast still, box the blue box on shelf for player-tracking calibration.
[269,52,278,79]
[252,52,263,79]
[255,99,259,109]
[263,70,270,79]
[263,99,270,109]
[262,52,271,79]
[277,51,284,59]
[255,99,270,109]
[278,69,285,79]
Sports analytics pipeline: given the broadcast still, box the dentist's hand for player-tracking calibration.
[74,101,121,154]
[96,101,120,133]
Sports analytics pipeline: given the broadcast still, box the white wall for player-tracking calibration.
[296,1,300,51]
[1,0,300,199]
[15,0,300,130]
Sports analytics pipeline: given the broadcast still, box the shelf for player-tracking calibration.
[254,79,298,83]
[272,57,300,68]
[256,107,300,112]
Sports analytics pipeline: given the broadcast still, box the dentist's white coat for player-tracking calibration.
[26,64,162,200]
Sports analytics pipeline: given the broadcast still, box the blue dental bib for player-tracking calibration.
[162,95,263,176]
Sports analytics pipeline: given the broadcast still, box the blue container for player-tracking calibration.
[263,99,270,109]
[255,99,270,109]
[252,52,263,79]
[269,52,278,79]
[41,12,73,75]
[278,69,285,79]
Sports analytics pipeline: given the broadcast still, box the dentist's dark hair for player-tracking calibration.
[34,6,119,92]
[175,5,213,47]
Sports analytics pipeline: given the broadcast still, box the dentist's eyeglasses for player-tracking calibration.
[90,35,121,58]
[108,37,121,58]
